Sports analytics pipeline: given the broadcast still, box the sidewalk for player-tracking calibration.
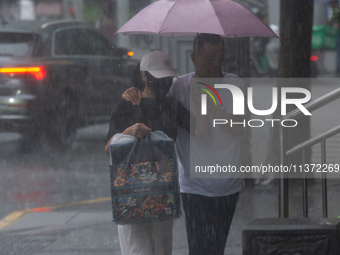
[0,209,189,255]
[1,180,340,255]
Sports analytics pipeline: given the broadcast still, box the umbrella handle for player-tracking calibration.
[195,33,198,75]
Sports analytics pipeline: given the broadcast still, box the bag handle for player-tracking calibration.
[146,131,157,164]
[125,138,140,171]
[124,131,157,174]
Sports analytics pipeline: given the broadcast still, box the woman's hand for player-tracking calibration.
[105,123,151,156]
[122,123,151,138]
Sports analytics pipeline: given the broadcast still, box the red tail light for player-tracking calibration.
[310,55,319,62]
[0,65,46,80]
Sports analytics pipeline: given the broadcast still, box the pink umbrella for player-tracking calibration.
[116,0,278,38]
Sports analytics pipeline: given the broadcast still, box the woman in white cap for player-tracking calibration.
[105,51,191,255]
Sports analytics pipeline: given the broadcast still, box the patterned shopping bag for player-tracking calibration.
[109,131,180,225]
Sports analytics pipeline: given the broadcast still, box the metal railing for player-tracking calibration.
[279,87,340,218]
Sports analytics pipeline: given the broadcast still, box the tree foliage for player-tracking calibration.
[330,6,340,23]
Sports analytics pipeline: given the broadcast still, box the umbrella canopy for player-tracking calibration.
[116,0,278,38]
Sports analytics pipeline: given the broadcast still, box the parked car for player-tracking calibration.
[0,20,138,150]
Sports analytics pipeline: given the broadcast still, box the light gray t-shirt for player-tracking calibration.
[168,72,245,197]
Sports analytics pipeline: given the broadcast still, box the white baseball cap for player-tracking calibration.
[140,51,176,78]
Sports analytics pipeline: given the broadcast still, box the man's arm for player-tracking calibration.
[190,82,243,137]
[122,87,142,106]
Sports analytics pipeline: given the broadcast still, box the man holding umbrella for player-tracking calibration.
[123,33,245,255]
[117,1,277,253]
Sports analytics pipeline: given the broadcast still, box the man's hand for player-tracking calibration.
[122,87,142,106]
[122,123,151,138]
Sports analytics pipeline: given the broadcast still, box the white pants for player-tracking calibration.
[118,220,173,255]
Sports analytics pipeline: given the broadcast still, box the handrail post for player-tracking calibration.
[321,140,328,218]
[279,125,289,218]
[302,149,308,218]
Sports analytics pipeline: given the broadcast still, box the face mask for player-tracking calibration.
[147,74,173,99]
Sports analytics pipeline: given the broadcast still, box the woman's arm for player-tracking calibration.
[105,136,115,156]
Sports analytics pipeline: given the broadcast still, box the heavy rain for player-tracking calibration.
[1,1,340,255]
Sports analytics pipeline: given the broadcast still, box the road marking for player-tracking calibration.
[0,197,111,230]
[0,211,27,230]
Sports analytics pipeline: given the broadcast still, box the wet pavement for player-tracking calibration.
[1,179,340,255]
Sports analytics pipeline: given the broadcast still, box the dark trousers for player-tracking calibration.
[181,192,239,255]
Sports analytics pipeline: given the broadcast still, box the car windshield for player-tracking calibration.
[0,32,37,57]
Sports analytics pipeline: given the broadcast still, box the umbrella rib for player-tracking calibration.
[158,1,180,35]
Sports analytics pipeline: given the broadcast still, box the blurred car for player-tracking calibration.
[0,19,138,150]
